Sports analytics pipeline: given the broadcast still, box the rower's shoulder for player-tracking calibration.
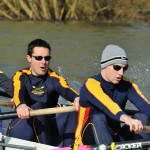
[13,68,31,81]
[48,69,64,79]
[122,76,137,85]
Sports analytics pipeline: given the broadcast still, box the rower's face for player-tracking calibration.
[27,47,51,76]
[103,64,128,84]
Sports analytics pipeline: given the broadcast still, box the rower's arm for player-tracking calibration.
[0,69,13,97]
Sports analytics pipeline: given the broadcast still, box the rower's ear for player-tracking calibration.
[26,55,32,63]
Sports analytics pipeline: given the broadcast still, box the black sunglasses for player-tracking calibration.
[113,65,128,71]
[32,55,51,61]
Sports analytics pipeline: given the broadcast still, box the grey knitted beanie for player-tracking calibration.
[101,44,128,69]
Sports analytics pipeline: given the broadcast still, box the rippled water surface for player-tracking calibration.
[0,21,150,129]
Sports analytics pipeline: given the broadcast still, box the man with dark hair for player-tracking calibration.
[7,39,79,146]
[75,44,150,146]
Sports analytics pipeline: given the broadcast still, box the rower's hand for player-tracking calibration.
[73,97,79,111]
[120,114,143,134]
[16,104,31,119]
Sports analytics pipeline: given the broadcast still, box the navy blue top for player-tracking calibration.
[80,73,150,120]
[0,72,13,97]
[13,68,79,108]
[75,73,150,142]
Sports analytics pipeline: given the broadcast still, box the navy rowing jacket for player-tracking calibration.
[13,68,79,108]
[0,70,13,97]
[75,73,150,145]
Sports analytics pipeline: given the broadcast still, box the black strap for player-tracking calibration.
[101,57,128,64]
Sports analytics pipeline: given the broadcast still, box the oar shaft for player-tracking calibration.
[109,140,150,150]
[0,111,17,120]
[0,106,76,120]
[0,100,13,107]
[30,106,76,116]
[143,125,150,132]
[0,142,35,150]
[70,140,150,150]
[0,103,149,133]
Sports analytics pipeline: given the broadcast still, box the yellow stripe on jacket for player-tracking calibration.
[85,78,122,115]
[13,69,31,107]
[48,70,78,95]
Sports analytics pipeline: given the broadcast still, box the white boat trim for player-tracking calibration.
[0,134,58,150]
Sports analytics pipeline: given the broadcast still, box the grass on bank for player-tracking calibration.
[0,0,150,25]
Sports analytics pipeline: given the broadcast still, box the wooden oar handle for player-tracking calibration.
[0,100,13,107]
[0,106,76,120]
[30,106,76,116]
[143,126,150,133]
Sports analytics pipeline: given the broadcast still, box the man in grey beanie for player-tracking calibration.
[74,44,150,146]
[101,44,128,70]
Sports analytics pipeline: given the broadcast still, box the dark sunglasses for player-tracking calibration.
[32,55,51,61]
[113,65,128,71]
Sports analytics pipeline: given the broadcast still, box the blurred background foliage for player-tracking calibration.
[0,0,150,25]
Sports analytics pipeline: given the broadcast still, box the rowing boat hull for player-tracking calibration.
[1,135,150,150]
[0,134,57,150]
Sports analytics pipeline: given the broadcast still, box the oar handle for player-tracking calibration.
[0,106,150,134]
[30,106,76,116]
[0,106,76,120]
[0,100,13,107]
[143,126,150,133]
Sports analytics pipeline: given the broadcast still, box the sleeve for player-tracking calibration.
[80,78,125,121]
[50,71,79,102]
[0,70,13,97]
[13,71,27,107]
[127,80,150,116]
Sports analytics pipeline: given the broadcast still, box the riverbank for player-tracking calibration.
[0,0,150,25]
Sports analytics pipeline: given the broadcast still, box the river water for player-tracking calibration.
[0,20,150,131]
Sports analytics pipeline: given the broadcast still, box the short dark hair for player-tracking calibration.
[27,39,51,56]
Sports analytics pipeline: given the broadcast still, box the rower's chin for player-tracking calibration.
[113,80,120,84]
[38,70,47,76]
[40,68,47,74]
